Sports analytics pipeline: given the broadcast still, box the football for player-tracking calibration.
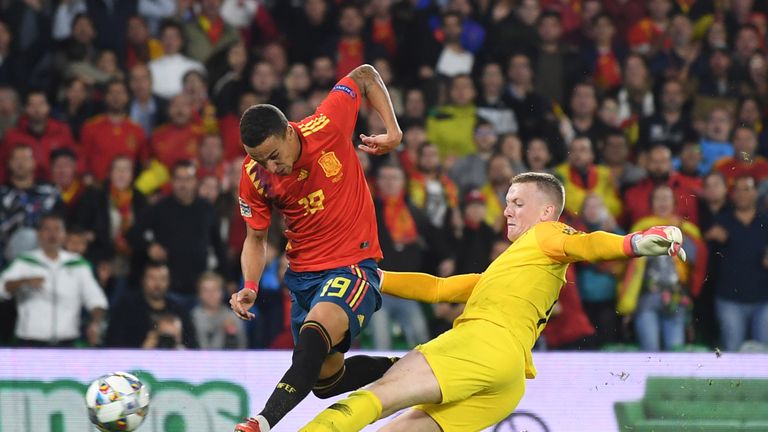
[85,372,150,431]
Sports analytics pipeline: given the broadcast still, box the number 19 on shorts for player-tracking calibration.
[320,277,351,298]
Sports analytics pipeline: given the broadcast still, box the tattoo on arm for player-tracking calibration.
[350,64,377,98]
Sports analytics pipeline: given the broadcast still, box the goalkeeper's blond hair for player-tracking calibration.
[510,172,565,219]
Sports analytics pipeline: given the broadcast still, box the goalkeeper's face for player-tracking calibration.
[503,183,557,242]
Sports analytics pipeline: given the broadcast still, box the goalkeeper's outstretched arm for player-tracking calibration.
[539,222,686,263]
[379,271,481,303]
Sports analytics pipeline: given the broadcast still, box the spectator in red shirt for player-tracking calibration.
[1,90,76,182]
[715,125,768,187]
[675,139,705,195]
[321,4,386,81]
[197,133,227,182]
[581,14,624,92]
[219,91,257,162]
[627,0,673,56]
[151,94,205,171]
[623,144,699,226]
[81,79,148,182]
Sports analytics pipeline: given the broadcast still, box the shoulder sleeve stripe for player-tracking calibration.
[302,116,331,137]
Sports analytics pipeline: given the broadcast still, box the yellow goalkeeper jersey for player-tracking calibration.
[455,221,630,377]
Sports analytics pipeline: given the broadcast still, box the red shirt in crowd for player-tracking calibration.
[80,115,148,181]
[714,156,768,187]
[623,173,699,226]
[627,18,671,54]
[541,266,596,348]
[218,113,246,162]
[150,122,205,169]
[336,39,365,81]
[239,77,382,272]
[1,117,77,181]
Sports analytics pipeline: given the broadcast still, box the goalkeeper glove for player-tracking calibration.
[629,226,687,262]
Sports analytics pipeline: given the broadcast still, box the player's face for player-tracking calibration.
[503,183,553,242]
[246,126,300,175]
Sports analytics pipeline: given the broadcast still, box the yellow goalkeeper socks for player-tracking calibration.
[299,390,382,432]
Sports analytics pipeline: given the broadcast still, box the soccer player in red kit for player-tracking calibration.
[231,64,402,432]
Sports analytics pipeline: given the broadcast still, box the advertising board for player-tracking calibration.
[1,349,766,431]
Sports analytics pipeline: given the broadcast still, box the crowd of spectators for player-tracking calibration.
[0,0,767,353]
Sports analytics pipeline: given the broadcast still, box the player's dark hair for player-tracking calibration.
[511,172,565,218]
[240,104,289,148]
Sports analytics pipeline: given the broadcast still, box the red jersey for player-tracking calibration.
[623,173,699,226]
[81,115,148,181]
[238,77,382,272]
[150,122,205,169]
[218,113,246,161]
[1,117,77,181]
[714,156,768,187]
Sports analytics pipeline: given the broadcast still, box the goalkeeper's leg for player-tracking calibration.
[300,349,442,432]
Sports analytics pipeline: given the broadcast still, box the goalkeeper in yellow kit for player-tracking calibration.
[301,172,686,432]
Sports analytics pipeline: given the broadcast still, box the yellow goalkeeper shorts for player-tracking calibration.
[413,319,527,432]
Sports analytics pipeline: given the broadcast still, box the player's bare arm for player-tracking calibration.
[230,226,268,321]
[348,64,403,155]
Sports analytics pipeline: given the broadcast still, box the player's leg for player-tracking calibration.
[301,319,525,432]
[237,290,331,431]
[253,301,347,430]
[381,329,527,432]
[312,262,399,399]
[300,349,442,432]
[239,261,394,431]
[313,354,399,399]
[386,376,526,432]
[377,408,440,432]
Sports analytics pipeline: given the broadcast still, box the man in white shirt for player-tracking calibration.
[435,12,474,78]
[0,213,108,347]
[148,20,205,99]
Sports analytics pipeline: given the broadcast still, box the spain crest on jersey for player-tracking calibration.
[318,151,342,177]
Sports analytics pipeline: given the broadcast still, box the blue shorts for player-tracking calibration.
[285,258,381,352]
